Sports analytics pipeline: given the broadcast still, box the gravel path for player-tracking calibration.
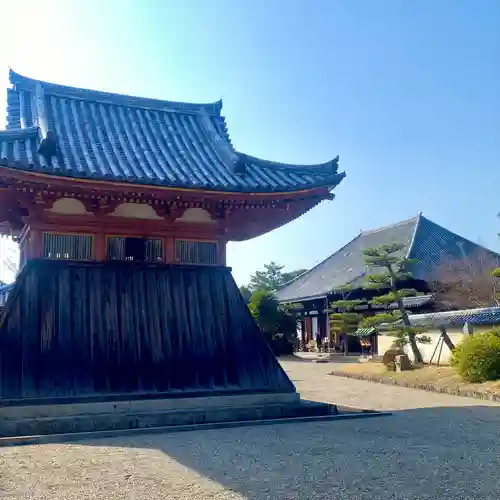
[2,358,500,499]
[281,357,500,410]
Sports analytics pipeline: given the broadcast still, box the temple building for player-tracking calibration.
[275,214,499,352]
[0,68,345,432]
[0,70,344,267]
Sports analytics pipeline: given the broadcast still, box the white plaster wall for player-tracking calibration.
[377,326,493,364]
[110,203,162,220]
[175,208,215,224]
[49,198,90,215]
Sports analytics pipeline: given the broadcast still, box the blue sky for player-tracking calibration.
[1,0,499,285]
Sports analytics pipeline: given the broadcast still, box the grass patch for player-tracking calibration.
[330,362,500,400]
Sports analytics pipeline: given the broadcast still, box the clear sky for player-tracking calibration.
[0,0,499,285]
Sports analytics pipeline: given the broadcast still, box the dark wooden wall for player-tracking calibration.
[0,260,295,400]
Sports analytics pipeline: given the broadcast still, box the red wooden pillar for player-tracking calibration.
[28,229,43,259]
[165,236,175,263]
[93,233,106,261]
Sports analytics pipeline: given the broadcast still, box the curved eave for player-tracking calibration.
[0,163,339,201]
[9,69,223,116]
[227,195,329,241]
[239,152,341,174]
[0,133,345,196]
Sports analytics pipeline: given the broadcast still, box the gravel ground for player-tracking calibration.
[281,358,500,410]
[1,358,500,499]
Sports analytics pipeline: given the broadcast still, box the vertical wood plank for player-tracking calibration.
[0,260,296,400]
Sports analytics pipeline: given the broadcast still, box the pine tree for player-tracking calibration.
[329,287,364,344]
[359,243,430,363]
[248,262,306,292]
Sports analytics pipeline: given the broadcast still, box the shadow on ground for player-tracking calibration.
[81,405,500,499]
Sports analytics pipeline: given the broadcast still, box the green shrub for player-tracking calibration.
[451,330,500,383]
[382,348,404,371]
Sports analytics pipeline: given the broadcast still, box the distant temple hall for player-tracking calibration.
[275,214,500,353]
[0,71,345,400]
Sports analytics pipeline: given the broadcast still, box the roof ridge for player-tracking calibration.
[360,214,420,235]
[9,69,223,116]
[406,212,423,258]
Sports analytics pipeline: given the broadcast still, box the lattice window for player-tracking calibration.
[145,239,164,261]
[43,233,93,260]
[106,237,164,261]
[175,240,218,265]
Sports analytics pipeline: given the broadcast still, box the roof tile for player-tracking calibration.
[0,71,345,193]
[407,307,500,327]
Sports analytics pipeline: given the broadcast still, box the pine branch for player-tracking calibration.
[330,299,365,310]
[370,292,399,305]
[360,312,401,328]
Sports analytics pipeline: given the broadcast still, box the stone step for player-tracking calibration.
[0,410,391,448]
[0,398,335,438]
[0,392,300,419]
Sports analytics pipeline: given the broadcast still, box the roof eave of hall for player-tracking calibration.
[0,134,345,195]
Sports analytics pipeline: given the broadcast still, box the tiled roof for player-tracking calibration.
[276,216,419,302]
[0,70,345,193]
[406,307,500,327]
[276,214,500,302]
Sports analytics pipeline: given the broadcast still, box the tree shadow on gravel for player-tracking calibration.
[83,404,500,500]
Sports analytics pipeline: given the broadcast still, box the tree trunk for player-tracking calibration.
[439,326,455,351]
[399,300,423,363]
[388,268,424,363]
